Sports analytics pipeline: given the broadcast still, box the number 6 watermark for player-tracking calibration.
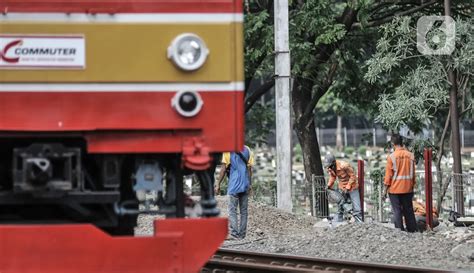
[417,16,456,55]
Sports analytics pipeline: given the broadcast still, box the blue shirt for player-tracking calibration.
[222,146,253,195]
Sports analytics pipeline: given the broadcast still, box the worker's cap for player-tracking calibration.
[323,154,336,168]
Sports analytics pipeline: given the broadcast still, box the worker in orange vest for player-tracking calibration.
[383,134,417,232]
[325,154,362,222]
[413,200,439,231]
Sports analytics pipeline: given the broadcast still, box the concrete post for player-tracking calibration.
[274,0,292,212]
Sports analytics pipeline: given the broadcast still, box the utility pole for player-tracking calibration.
[444,0,464,216]
[274,0,292,212]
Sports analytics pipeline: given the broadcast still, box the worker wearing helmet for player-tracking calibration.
[325,154,362,222]
[383,133,417,232]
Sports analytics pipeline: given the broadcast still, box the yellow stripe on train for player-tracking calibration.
[0,23,243,82]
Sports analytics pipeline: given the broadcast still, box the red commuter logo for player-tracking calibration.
[0,39,22,63]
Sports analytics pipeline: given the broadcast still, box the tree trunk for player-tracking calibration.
[445,0,464,216]
[294,119,328,217]
[292,79,327,217]
[336,115,343,151]
[448,69,464,216]
[436,110,450,213]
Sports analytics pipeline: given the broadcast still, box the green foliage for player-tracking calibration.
[244,9,274,79]
[245,100,275,147]
[365,17,474,133]
[315,24,347,45]
[317,92,357,116]
[358,145,367,155]
[290,0,347,76]
[361,132,373,145]
[251,177,277,204]
[293,144,303,163]
[406,138,438,164]
[370,168,385,203]
[344,146,355,154]
[377,65,449,132]
[453,19,474,74]
[354,0,374,27]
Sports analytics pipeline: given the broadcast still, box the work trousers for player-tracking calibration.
[389,192,417,232]
[228,191,248,239]
[336,189,362,222]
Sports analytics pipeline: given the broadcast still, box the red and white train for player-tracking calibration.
[0,0,243,272]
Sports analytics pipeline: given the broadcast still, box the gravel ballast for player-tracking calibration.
[136,196,474,271]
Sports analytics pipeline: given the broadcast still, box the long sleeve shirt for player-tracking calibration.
[327,160,358,191]
[384,147,416,194]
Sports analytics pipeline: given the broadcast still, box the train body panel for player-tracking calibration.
[0,90,244,152]
[0,218,228,273]
[0,0,243,13]
[0,0,244,153]
[0,22,244,82]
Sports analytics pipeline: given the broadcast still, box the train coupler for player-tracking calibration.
[182,137,211,170]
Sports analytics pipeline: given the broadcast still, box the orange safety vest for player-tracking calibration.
[327,160,358,191]
[413,201,439,218]
[384,147,415,194]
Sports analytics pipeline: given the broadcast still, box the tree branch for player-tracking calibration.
[245,50,268,91]
[352,0,439,29]
[293,6,357,127]
[244,79,276,113]
[436,110,450,169]
[312,6,358,67]
[300,63,338,127]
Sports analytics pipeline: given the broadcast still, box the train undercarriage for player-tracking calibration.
[0,135,219,235]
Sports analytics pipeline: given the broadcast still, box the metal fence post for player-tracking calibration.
[311,174,316,217]
[378,181,383,222]
[344,127,347,147]
[424,148,433,230]
[373,128,376,147]
[358,160,364,221]
[317,127,321,146]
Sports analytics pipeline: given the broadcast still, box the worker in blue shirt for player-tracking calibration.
[216,145,254,239]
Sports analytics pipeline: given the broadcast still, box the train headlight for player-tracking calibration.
[167,33,209,71]
[171,90,203,117]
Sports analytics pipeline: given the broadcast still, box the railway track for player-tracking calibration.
[202,248,454,273]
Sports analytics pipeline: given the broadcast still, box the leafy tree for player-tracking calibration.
[242,0,472,214]
[365,16,473,212]
[365,17,473,132]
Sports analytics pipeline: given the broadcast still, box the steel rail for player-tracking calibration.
[202,248,455,273]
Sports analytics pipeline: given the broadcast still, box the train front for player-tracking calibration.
[0,0,243,272]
